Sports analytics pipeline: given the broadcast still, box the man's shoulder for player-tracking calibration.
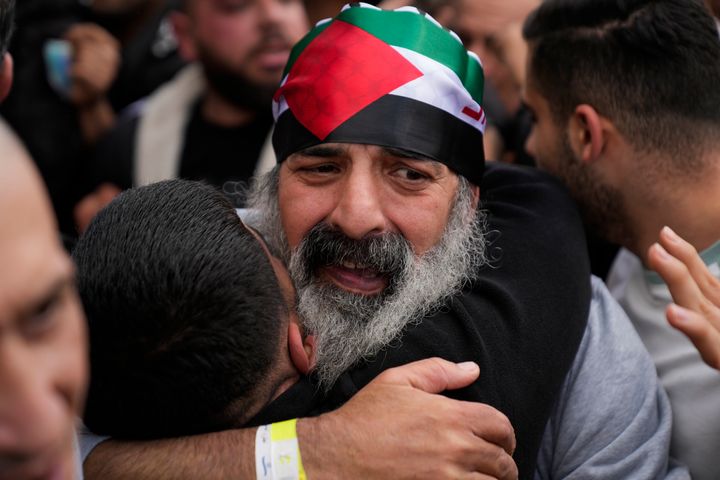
[535,276,687,479]
[482,162,570,192]
[481,162,578,216]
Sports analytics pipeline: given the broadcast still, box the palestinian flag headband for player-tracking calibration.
[272,2,487,184]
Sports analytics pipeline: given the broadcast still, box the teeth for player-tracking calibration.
[340,261,369,270]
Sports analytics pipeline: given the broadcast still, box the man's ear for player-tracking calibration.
[568,104,607,164]
[169,11,197,62]
[470,184,480,210]
[0,53,14,103]
[288,319,315,375]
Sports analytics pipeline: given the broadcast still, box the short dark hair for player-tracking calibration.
[74,179,288,439]
[0,0,15,59]
[524,0,720,163]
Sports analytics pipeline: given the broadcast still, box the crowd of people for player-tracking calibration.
[1,0,720,479]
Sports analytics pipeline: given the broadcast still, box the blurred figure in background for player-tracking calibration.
[75,0,309,232]
[447,0,538,165]
[0,0,184,240]
[522,0,720,477]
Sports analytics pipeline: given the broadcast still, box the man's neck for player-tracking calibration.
[201,89,257,128]
[626,152,720,265]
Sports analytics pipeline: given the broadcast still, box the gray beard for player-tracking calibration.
[246,167,488,389]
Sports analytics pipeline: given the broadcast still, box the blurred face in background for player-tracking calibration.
[175,0,309,108]
[450,0,538,113]
[88,0,149,15]
[0,129,88,480]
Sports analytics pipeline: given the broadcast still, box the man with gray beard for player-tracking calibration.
[250,164,486,389]
[80,5,682,480]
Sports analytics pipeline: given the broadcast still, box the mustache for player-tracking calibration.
[292,223,411,287]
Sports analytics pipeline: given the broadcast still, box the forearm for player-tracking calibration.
[84,428,256,480]
[85,360,517,480]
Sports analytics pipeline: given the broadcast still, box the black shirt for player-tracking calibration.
[89,99,273,200]
[179,102,273,191]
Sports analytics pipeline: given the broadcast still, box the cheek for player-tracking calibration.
[278,181,333,250]
[53,299,89,413]
[280,5,310,41]
[196,18,256,59]
[389,194,455,255]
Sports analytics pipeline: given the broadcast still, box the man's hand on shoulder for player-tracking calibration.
[298,358,518,480]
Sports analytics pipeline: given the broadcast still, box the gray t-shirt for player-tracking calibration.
[609,248,719,480]
[535,276,688,479]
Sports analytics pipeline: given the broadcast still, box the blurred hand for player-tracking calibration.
[64,23,121,107]
[74,183,122,233]
[647,226,720,370]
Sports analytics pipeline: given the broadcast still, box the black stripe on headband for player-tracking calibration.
[273,95,485,185]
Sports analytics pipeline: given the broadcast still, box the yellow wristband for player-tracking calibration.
[270,419,307,480]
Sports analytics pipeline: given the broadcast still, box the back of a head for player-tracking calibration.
[74,179,287,439]
[524,0,720,161]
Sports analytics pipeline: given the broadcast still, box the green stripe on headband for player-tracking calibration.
[282,20,331,79]
[283,7,484,104]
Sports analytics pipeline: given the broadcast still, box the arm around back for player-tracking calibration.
[83,358,518,480]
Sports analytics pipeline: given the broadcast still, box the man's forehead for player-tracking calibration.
[294,143,448,167]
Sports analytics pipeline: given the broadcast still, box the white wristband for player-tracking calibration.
[255,420,306,480]
[255,424,272,480]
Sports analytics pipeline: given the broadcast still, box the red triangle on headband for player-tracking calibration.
[276,20,423,140]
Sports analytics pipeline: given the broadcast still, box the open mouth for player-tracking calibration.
[254,39,291,71]
[319,262,389,296]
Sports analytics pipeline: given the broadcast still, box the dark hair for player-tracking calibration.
[524,0,720,162]
[74,179,287,439]
[0,0,15,60]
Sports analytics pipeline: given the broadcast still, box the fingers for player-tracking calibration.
[667,304,720,370]
[648,226,720,371]
[464,402,516,456]
[74,183,121,233]
[65,23,120,50]
[647,242,704,310]
[658,226,720,305]
[373,357,480,393]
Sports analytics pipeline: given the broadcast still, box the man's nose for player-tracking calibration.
[258,0,285,25]
[326,169,389,240]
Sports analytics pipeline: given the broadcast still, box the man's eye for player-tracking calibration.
[302,164,338,174]
[22,296,62,339]
[396,167,429,182]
